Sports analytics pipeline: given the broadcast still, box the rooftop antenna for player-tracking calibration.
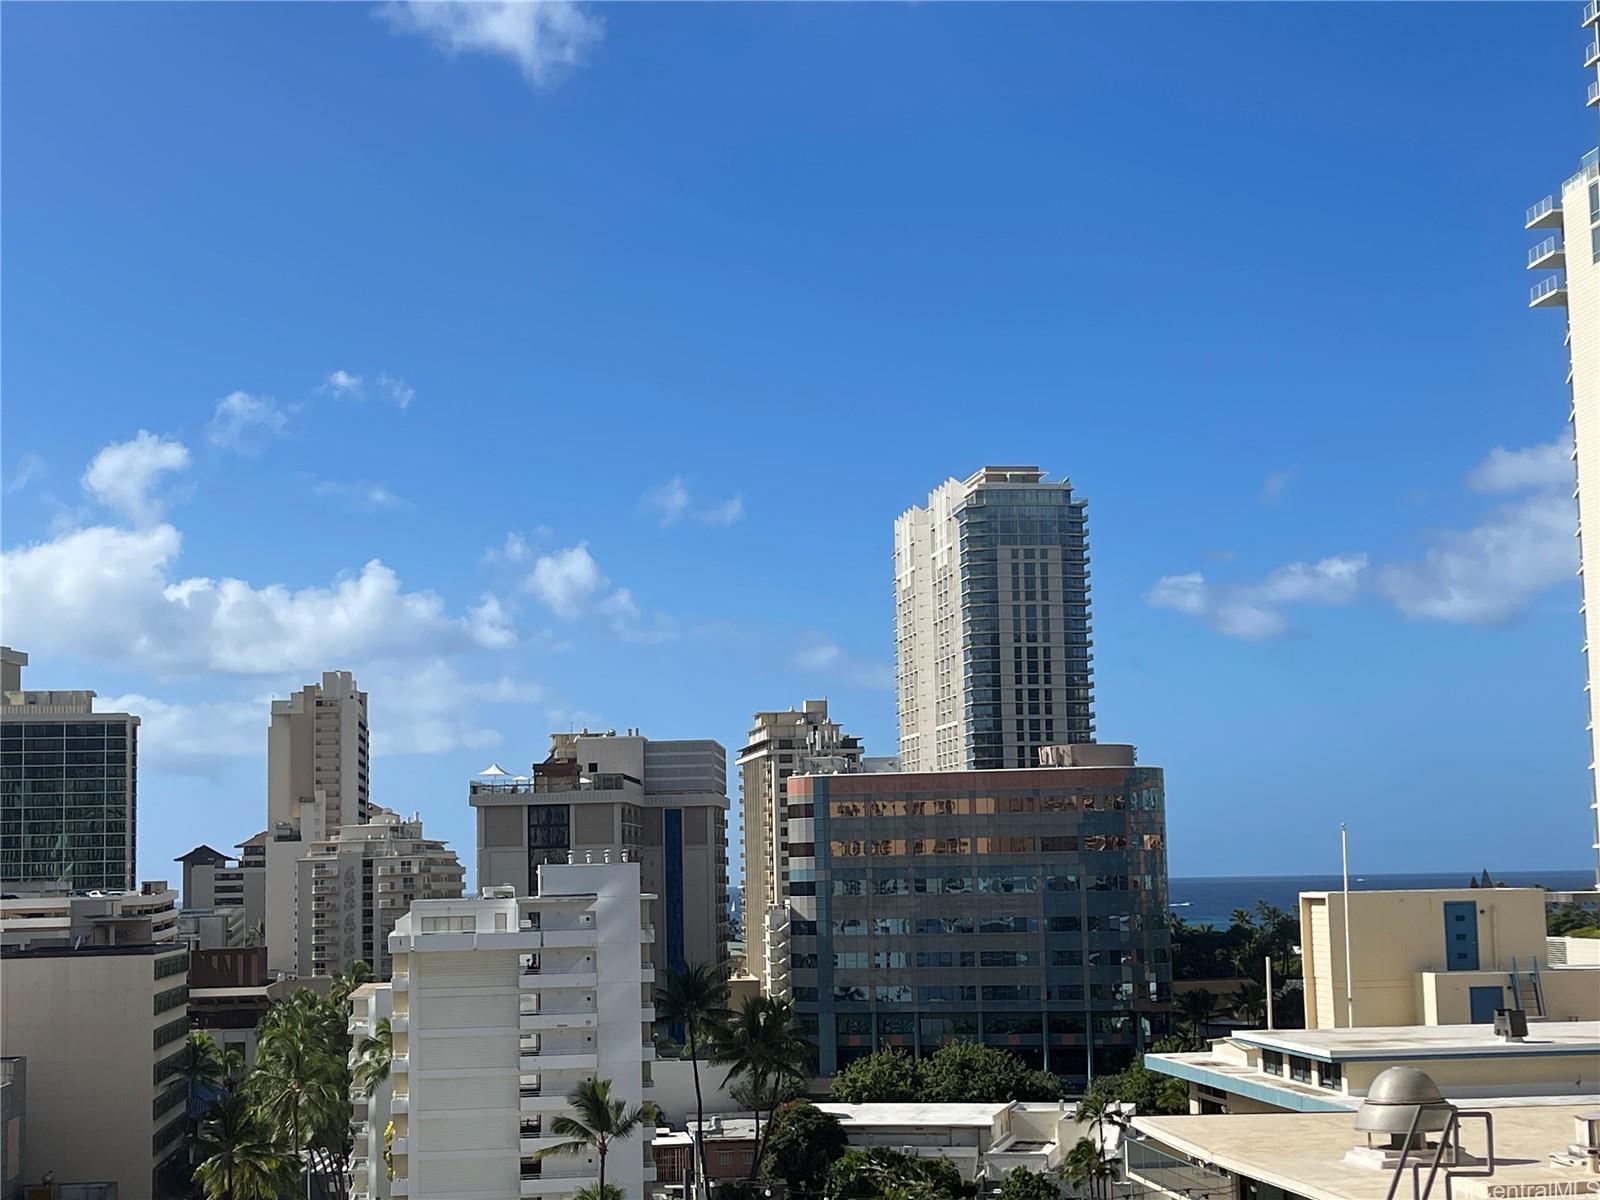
[1342,822,1356,1029]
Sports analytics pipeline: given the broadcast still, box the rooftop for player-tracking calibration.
[1132,1104,1600,1200]
[1232,1021,1600,1063]
[816,1102,1011,1127]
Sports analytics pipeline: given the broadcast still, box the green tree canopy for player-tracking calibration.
[828,1046,922,1103]
[918,1043,1062,1103]
[759,1100,848,1194]
[996,1166,1061,1200]
[828,1147,967,1200]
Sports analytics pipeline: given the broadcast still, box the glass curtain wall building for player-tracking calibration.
[783,754,1170,1087]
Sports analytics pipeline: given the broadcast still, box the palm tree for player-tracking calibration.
[1231,980,1268,1027]
[354,1016,393,1099]
[329,960,375,1008]
[1176,987,1217,1042]
[249,1018,344,1184]
[570,1186,626,1200]
[194,1092,297,1200]
[538,1077,658,1198]
[655,964,731,1196]
[1062,1135,1114,1199]
[177,1030,228,1163]
[716,995,812,1179]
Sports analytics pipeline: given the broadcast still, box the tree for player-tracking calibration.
[571,1186,627,1200]
[1080,1063,1187,1118]
[1061,1136,1114,1199]
[829,1047,922,1103]
[996,1166,1061,1200]
[194,1092,297,1200]
[919,1043,1061,1103]
[353,1016,393,1099]
[538,1077,657,1199]
[656,964,731,1195]
[760,1101,848,1195]
[1175,988,1217,1041]
[828,1147,966,1200]
[1230,980,1268,1027]
[176,1031,228,1165]
[249,1013,344,1179]
[717,995,813,1177]
[328,959,375,1008]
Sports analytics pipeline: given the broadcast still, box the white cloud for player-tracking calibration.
[81,432,190,525]
[792,638,895,690]
[1151,434,1581,639]
[208,391,289,453]
[1377,491,1576,624]
[642,477,744,528]
[325,369,363,396]
[1149,555,1368,641]
[1258,468,1295,507]
[1466,435,1572,493]
[4,453,45,495]
[484,531,533,565]
[366,659,542,756]
[314,480,410,511]
[377,372,415,409]
[0,521,517,678]
[381,0,604,87]
[644,477,690,526]
[101,692,265,776]
[527,543,605,617]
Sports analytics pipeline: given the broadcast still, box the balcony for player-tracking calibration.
[391,974,408,992]
[520,1090,571,1114]
[390,1094,408,1114]
[520,1050,599,1071]
[392,1136,409,1157]
[1588,0,1599,28]
[1528,195,1563,230]
[1591,78,1600,108]
[520,969,598,990]
[1531,275,1569,308]
[522,1176,599,1197]
[391,1181,409,1197]
[1529,236,1566,270]
[389,1013,408,1034]
[520,1011,597,1032]
[390,1055,409,1075]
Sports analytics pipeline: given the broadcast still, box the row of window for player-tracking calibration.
[815,871,1164,895]
[154,985,188,1015]
[825,793,1157,817]
[826,836,1161,858]
[825,915,1042,936]
[1261,1050,1343,1090]
[1,723,133,739]
[153,1017,189,1050]
[837,1011,1137,1038]
[154,951,189,980]
[797,981,1165,1005]
[799,950,1045,970]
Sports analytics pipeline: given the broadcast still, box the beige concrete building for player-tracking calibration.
[736,701,863,994]
[1528,10,1600,886]
[0,882,191,1195]
[1,646,140,892]
[349,981,396,1200]
[1299,888,1600,1029]
[264,671,370,975]
[176,834,266,938]
[371,862,656,1200]
[296,803,463,979]
[893,468,1093,773]
[472,730,729,972]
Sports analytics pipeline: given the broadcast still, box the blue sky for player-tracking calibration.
[3,2,1596,884]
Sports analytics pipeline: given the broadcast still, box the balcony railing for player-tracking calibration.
[1590,78,1600,107]
[1529,236,1564,268]
[1586,0,1599,27]
[1531,275,1569,307]
[1527,194,1562,229]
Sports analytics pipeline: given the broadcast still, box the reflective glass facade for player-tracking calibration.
[785,766,1170,1086]
[0,715,137,891]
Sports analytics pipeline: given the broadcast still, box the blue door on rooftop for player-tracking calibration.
[1469,985,1503,1023]
[1444,901,1480,971]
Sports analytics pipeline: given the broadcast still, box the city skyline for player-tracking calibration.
[4,2,1598,882]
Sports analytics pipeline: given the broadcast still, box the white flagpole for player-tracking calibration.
[1341,823,1355,1028]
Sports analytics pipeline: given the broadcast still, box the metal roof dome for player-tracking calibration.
[1354,1067,1455,1135]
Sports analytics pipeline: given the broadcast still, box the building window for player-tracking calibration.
[1261,1050,1283,1076]
[1317,1060,1343,1090]
[1589,180,1599,224]
[1288,1056,1312,1084]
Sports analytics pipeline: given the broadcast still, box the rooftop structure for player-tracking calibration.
[0,880,179,950]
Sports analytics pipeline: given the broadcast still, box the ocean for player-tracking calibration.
[1168,869,1596,928]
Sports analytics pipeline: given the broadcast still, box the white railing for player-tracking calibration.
[1586,0,1599,26]
[1528,195,1559,226]
[1531,275,1566,304]
[1529,236,1561,266]
[1590,79,1600,106]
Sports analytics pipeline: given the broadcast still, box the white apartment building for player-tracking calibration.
[893,467,1094,772]
[735,700,863,994]
[472,729,729,972]
[0,883,191,1195]
[297,804,463,979]
[350,981,396,1200]
[1529,9,1600,886]
[264,671,371,975]
[370,858,656,1200]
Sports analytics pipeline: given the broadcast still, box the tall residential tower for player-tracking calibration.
[894,468,1094,772]
[1527,8,1600,883]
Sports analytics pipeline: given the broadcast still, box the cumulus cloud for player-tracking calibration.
[381,0,604,87]
[0,520,516,677]
[101,692,265,776]
[81,432,190,525]
[1151,434,1579,638]
[527,543,605,617]
[208,391,289,453]
[1148,555,1368,640]
[642,477,744,528]
[365,659,542,756]
[377,372,415,409]
[792,638,896,690]
[321,368,413,408]
[324,369,363,396]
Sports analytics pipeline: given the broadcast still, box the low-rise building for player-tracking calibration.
[371,858,656,1200]
[1299,887,1599,1028]
[472,729,730,972]
[188,945,285,1068]
[176,835,266,936]
[1147,1021,1600,1117]
[0,899,191,1195]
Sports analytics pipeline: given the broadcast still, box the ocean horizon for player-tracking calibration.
[1168,869,1596,928]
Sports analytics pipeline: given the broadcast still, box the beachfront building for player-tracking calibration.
[472,729,729,972]
[784,744,1170,1084]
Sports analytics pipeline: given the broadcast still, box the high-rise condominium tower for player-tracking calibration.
[894,467,1094,772]
[1527,8,1600,884]
[0,647,139,892]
